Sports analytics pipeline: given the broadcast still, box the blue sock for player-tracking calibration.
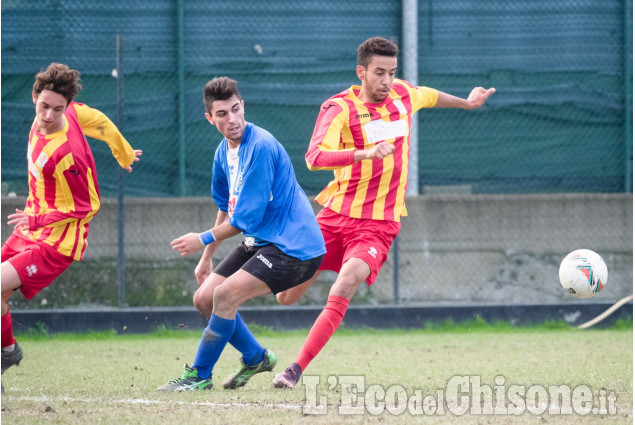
[193,314,235,379]
[228,312,264,366]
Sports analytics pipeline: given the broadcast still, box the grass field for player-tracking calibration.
[1,320,632,424]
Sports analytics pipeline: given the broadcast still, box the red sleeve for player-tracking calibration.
[305,101,355,170]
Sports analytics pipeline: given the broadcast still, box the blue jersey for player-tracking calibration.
[211,123,326,261]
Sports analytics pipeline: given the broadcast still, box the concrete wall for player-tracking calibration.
[1,194,632,306]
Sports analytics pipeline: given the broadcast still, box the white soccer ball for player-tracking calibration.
[558,249,608,298]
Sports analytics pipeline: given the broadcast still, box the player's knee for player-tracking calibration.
[193,290,211,313]
[331,274,364,299]
[276,291,296,306]
[212,284,238,309]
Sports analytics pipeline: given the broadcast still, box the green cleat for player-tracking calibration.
[156,364,213,392]
[223,349,277,389]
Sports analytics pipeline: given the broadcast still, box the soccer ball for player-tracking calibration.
[558,249,608,298]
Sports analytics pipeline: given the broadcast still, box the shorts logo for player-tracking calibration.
[257,253,273,269]
[26,264,38,276]
[368,247,377,259]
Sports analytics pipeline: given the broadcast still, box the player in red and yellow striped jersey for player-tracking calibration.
[273,37,495,389]
[1,63,142,379]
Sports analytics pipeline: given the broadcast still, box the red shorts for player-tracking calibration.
[1,232,74,300]
[317,208,401,285]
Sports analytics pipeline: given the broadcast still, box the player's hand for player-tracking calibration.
[194,258,213,285]
[125,150,143,173]
[366,142,396,160]
[7,208,29,231]
[171,232,204,257]
[465,87,496,109]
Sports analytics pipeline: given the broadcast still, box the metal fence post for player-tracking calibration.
[393,236,400,304]
[116,34,126,308]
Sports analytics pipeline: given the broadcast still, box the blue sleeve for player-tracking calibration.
[228,141,276,232]
[211,147,229,212]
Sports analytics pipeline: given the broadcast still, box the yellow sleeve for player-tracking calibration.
[72,103,135,168]
[409,86,439,112]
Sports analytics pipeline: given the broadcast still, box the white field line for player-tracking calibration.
[8,395,304,412]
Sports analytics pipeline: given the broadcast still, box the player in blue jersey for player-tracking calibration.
[157,77,325,391]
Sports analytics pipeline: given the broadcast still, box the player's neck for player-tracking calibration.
[227,139,241,149]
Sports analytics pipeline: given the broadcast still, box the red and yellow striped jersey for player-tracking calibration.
[305,79,438,222]
[22,102,135,260]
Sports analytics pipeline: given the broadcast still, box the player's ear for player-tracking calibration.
[356,65,365,81]
[32,91,38,104]
[205,112,215,126]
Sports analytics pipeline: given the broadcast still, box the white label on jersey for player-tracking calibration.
[227,147,240,217]
[28,151,48,180]
[393,99,407,115]
[364,119,408,144]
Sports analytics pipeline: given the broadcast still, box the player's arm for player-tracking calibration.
[171,213,241,258]
[305,101,357,170]
[434,87,495,110]
[73,103,142,171]
[172,148,244,257]
[306,100,399,166]
[194,209,229,284]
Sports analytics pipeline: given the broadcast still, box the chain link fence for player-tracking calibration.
[1,0,632,310]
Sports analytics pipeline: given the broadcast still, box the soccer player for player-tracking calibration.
[272,37,495,389]
[156,77,325,391]
[1,63,142,385]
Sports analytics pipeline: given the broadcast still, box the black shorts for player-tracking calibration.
[214,243,324,294]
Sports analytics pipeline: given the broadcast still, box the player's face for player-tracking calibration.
[357,55,398,104]
[32,90,68,135]
[205,95,246,147]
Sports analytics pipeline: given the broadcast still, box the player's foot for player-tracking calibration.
[223,349,277,389]
[156,364,213,392]
[1,343,23,374]
[272,362,302,389]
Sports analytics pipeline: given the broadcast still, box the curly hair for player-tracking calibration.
[32,63,82,105]
[357,37,399,69]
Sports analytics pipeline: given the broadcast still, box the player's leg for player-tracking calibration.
[1,260,22,366]
[158,244,257,391]
[194,244,270,365]
[222,246,323,389]
[188,270,271,389]
[1,262,22,380]
[274,216,400,389]
[2,237,73,385]
[272,258,368,389]
[192,272,226,319]
[276,270,321,305]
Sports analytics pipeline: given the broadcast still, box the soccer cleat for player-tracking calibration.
[1,343,23,374]
[272,362,302,389]
[223,349,277,389]
[156,364,213,392]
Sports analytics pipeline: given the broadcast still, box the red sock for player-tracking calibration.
[295,295,349,371]
[2,310,17,348]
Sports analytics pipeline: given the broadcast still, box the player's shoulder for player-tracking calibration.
[319,88,351,114]
[391,79,416,94]
[248,123,278,146]
[247,123,283,155]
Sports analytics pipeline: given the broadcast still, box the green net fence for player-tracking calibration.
[1,0,632,309]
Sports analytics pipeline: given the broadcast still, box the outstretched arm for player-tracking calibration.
[435,87,496,110]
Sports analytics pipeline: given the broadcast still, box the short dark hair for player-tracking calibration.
[357,37,399,69]
[203,77,242,113]
[33,63,82,105]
